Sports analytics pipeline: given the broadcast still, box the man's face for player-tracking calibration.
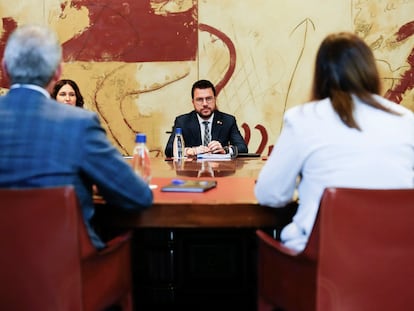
[192,87,216,119]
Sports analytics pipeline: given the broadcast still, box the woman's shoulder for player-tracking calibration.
[285,98,332,120]
[372,95,414,117]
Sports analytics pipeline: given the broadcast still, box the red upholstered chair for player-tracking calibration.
[0,186,133,311]
[316,188,414,311]
[256,187,414,311]
[256,211,320,311]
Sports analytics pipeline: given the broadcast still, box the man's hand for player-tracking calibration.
[185,145,210,156]
[208,141,225,154]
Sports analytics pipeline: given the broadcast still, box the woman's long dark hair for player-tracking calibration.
[312,32,399,130]
[51,79,84,108]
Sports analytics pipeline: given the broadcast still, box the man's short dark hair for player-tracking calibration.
[191,79,216,99]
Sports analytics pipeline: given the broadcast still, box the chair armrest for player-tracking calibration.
[96,230,132,256]
[256,229,317,310]
[256,229,302,257]
[81,230,132,260]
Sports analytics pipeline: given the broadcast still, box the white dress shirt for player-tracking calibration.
[255,95,414,251]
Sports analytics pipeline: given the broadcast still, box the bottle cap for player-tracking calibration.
[175,127,182,134]
[135,133,146,143]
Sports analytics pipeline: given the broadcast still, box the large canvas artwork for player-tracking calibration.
[0,0,413,155]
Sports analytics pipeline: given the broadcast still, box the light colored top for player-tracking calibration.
[255,95,414,251]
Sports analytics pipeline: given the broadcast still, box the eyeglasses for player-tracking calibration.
[194,96,215,105]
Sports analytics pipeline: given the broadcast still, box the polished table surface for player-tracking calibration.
[149,156,265,178]
[97,156,296,228]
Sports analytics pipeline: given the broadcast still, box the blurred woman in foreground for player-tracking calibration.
[255,32,414,251]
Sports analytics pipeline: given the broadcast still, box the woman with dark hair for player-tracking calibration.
[51,79,84,108]
[255,32,414,251]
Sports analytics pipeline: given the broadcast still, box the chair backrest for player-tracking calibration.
[0,186,83,311]
[317,188,414,311]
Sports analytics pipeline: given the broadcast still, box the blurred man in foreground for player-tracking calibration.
[0,24,153,248]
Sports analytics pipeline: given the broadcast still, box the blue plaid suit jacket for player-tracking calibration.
[0,86,153,248]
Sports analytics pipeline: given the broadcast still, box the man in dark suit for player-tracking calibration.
[164,79,248,157]
[0,24,153,249]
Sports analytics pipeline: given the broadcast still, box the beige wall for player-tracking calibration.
[1,0,413,155]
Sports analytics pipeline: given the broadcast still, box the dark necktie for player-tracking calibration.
[203,121,210,146]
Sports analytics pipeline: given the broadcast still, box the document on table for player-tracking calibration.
[196,153,231,161]
[161,179,217,193]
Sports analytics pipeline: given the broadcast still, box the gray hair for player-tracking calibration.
[3,24,62,87]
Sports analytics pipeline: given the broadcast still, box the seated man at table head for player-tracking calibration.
[0,24,153,249]
[255,32,414,252]
[164,79,248,157]
[51,79,84,108]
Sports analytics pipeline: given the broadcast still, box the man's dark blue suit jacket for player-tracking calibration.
[164,110,248,157]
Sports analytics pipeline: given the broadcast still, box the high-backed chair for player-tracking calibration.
[256,187,414,311]
[256,210,320,311]
[316,188,414,311]
[0,186,133,311]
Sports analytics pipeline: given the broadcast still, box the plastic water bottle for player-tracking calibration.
[173,127,185,159]
[132,133,151,184]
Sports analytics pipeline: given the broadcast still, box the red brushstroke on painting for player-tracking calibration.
[384,21,414,103]
[198,23,236,96]
[0,17,18,87]
[0,1,198,87]
[62,0,198,62]
[241,123,269,155]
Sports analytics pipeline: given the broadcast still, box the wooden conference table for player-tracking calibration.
[95,156,296,310]
[97,156,294,228]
